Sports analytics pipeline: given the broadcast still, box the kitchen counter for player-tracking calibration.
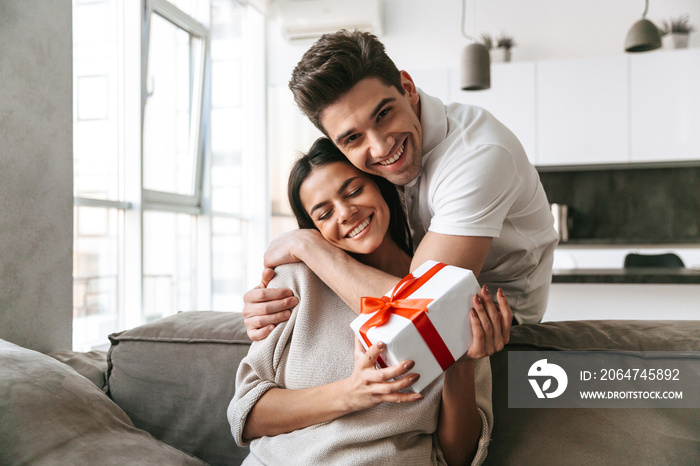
[552,267,700,284]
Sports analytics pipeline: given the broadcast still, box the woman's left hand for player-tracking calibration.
[263,229,325,269]
[464,286,512,360]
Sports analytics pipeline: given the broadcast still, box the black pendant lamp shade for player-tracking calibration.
[460,0,490,90]
[625,0,662,52]
[461,42,491,91]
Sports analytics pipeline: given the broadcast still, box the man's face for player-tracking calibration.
[319,72,423,186]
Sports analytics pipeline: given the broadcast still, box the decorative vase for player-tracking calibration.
[663,32,690,49]
[503,48,512,62]
[492,48,512,63]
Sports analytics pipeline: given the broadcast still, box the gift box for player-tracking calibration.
[350,260,480,393]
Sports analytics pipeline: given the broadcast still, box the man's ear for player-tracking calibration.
[400,70,419,105]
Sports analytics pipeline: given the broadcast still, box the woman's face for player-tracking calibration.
[300,161,391,255]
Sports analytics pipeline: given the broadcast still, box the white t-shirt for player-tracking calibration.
[402,90,558,323]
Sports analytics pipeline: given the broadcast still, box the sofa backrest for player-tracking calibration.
[486,319,700,465]
[107,311,252,466]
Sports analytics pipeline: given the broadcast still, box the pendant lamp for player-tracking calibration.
[460,0,490,90]
[625,0,662,52]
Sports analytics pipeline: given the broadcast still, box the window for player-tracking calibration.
[72,0,266,351]
[143,0,206,201]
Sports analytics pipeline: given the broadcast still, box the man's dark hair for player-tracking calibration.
[289,29,404,134]
[288,137,413,257]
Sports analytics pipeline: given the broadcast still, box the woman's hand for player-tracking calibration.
[465,286,512,360]
[263,229,326,269]
[341,338,423,413]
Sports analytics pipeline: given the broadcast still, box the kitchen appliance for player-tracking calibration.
[550,203,570,242]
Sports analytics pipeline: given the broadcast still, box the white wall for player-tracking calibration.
[267,0,700,86]
[0,0,73,352]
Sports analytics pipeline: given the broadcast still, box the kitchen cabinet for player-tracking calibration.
[537,56,628,166]
[629,48,700,163]
[547,247,700,321]
[441,50,699,168]
[451,62,537,165]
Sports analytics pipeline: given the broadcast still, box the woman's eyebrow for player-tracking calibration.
[309,177,358,215]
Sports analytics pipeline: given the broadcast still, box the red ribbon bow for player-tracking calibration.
[359,262,456,371]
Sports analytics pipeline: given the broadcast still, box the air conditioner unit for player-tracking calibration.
[278,0,383,41]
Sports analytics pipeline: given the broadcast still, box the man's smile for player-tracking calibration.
[377,141,405,167]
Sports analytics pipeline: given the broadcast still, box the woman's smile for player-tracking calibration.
[346,215,372,239]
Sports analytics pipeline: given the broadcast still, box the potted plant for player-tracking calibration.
[659,14,696,49]
[496,33,517,62]
[479,32,495,51]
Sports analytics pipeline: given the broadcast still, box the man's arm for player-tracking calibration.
[411,231,491,278]
[244,229,497,341]
[263,229,402,315]
[265,229,493,314]
[243,228,402,340]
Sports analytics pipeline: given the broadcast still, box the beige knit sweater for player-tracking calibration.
[228,263,493,465]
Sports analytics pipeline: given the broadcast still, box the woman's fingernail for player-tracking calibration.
[410,373,420,381]
[376,342,385,349]
[405,361,415,370]
[475,294,482,304]
[483,285,490,295]
[471,308,477,318]
[498,288,506,298]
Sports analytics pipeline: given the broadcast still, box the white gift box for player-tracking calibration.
[350,260,480,393]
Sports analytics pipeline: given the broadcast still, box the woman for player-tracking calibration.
[229,138,511,465]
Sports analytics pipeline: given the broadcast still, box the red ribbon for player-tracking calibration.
[359,262,456,371]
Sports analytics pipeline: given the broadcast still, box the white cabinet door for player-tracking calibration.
[451,62,537,165]
[630,49,700,163]
[537,56,629,166]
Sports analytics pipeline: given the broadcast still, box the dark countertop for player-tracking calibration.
[552,268,700,284]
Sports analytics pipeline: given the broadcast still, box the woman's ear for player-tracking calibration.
[399,70,420,106]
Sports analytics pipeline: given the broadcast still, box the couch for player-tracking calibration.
[1,311,698,465]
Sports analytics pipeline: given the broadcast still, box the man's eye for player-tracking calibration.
[377,107,391,120]
[345,134,359,145]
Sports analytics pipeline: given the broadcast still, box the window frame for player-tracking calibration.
[141,0,209,210]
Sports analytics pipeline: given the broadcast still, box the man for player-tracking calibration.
[244,30,557,342]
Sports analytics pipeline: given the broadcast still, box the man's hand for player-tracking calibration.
[242,268,298,341]
[465,285,512,360]
[263,229,325,270]
[245,229,339,341]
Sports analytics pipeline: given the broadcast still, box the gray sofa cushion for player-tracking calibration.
[0,338,205,466]
[48,349,109,391]
[486,320,700,465]
[107,311,252,466]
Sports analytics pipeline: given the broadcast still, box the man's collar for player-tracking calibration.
[418,88,448,159]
